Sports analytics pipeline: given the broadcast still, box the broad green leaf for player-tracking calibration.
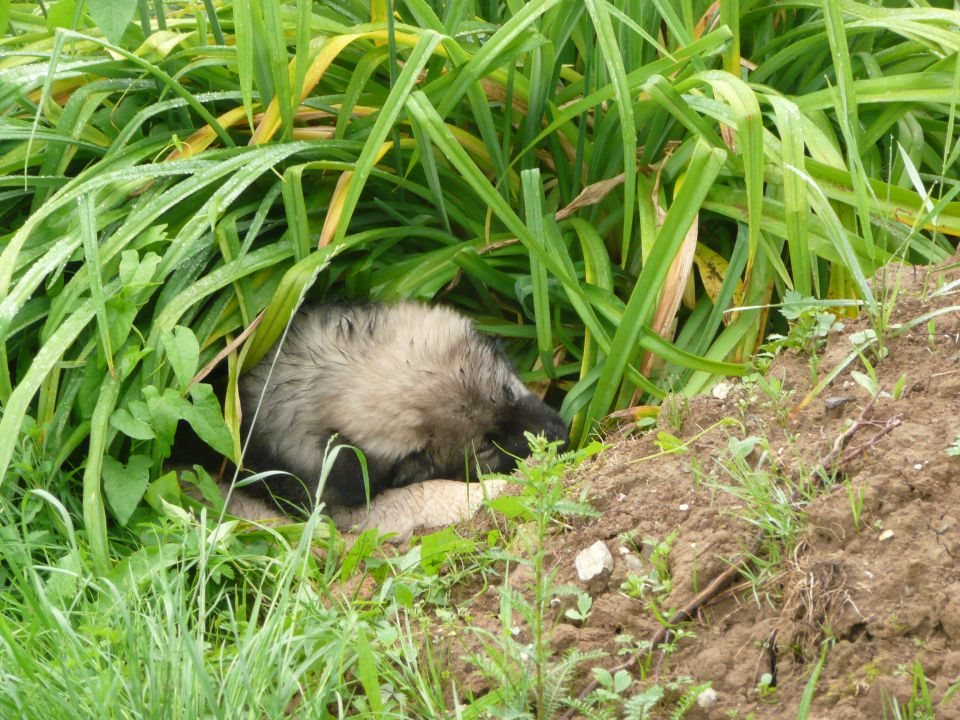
[161,326,200,391]
[183,383,236,461]
[86,0,139,46]
[110,408,155,440]
[102,454,151,526]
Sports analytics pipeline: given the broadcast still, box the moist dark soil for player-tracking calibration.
[440,257,960,719]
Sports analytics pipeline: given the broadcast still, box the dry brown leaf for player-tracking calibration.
[556,173,625,220]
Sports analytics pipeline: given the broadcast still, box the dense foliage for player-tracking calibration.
[2,0,959,536]
[0,1,958,714]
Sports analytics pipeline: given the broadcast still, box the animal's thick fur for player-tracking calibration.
[239,302,567,514]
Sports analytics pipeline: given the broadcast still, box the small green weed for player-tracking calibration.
[470,433,601,718]
[846,479,864,533]
[621,531,678,608]
[764,291,846,363]
[755,672,778,702]
[883,660,935,720]
[947,435,960,457]
[710,436,806,604]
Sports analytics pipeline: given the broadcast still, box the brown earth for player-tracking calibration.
[438,257,960,719]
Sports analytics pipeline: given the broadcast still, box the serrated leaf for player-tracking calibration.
[86,0,138,46]
[182,383,236,461]
[102,454,151,526]
[487,494,532,520]
[161,326,200,390]
[110,408,155,440]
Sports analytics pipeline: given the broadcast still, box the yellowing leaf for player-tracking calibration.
[318,142,394,248]
[166,106,250,161]
[370,0,388,23]
[694,242,744,320]
[251,30,444,145]
[134,30,189,62]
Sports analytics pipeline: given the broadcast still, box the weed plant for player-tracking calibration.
[2,1,960,716]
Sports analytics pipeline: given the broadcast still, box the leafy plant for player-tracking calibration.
[767,291,847,357]
[884,661,936,720]
[474,434,600,717]
[621,531,678,608]
[947,435,960,457]
[4,0,959,546]
[846,478,864,533]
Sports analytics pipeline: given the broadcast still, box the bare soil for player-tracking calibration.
[444,257,960,718]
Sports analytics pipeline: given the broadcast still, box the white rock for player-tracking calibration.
[712,382,732,399]
[575,541,614,583]
[879,529,894,541]
[623,553,644,575]
[697,687,719,708]
[678,503,689,511]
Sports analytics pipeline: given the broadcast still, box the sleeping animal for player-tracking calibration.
[238,301,568,516]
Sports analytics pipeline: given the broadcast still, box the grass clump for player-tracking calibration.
[2,0,960,716]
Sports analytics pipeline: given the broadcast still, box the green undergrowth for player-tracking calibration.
[2,1,959,555]
[0,435,621,719]
[2,0,960,716]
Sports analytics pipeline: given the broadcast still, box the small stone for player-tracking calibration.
[623,553,644,575]
[697,687,719,708]
[712,382,732,400]
[823,395,852,410]
[914,463,923,470]
[678,503,689,512]
[879,529,894,541]
[575,541,614,586]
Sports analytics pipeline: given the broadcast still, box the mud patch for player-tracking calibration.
[443,257,960,718]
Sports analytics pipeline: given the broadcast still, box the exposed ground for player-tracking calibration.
[437,257,960,718]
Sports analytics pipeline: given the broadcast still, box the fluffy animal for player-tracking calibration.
[238,302,568,515]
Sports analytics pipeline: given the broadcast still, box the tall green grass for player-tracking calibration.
[0,475,457,719]
[0,0,957,641]
[0,3,959,715]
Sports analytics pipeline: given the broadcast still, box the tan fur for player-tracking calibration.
[238,301,565,510]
